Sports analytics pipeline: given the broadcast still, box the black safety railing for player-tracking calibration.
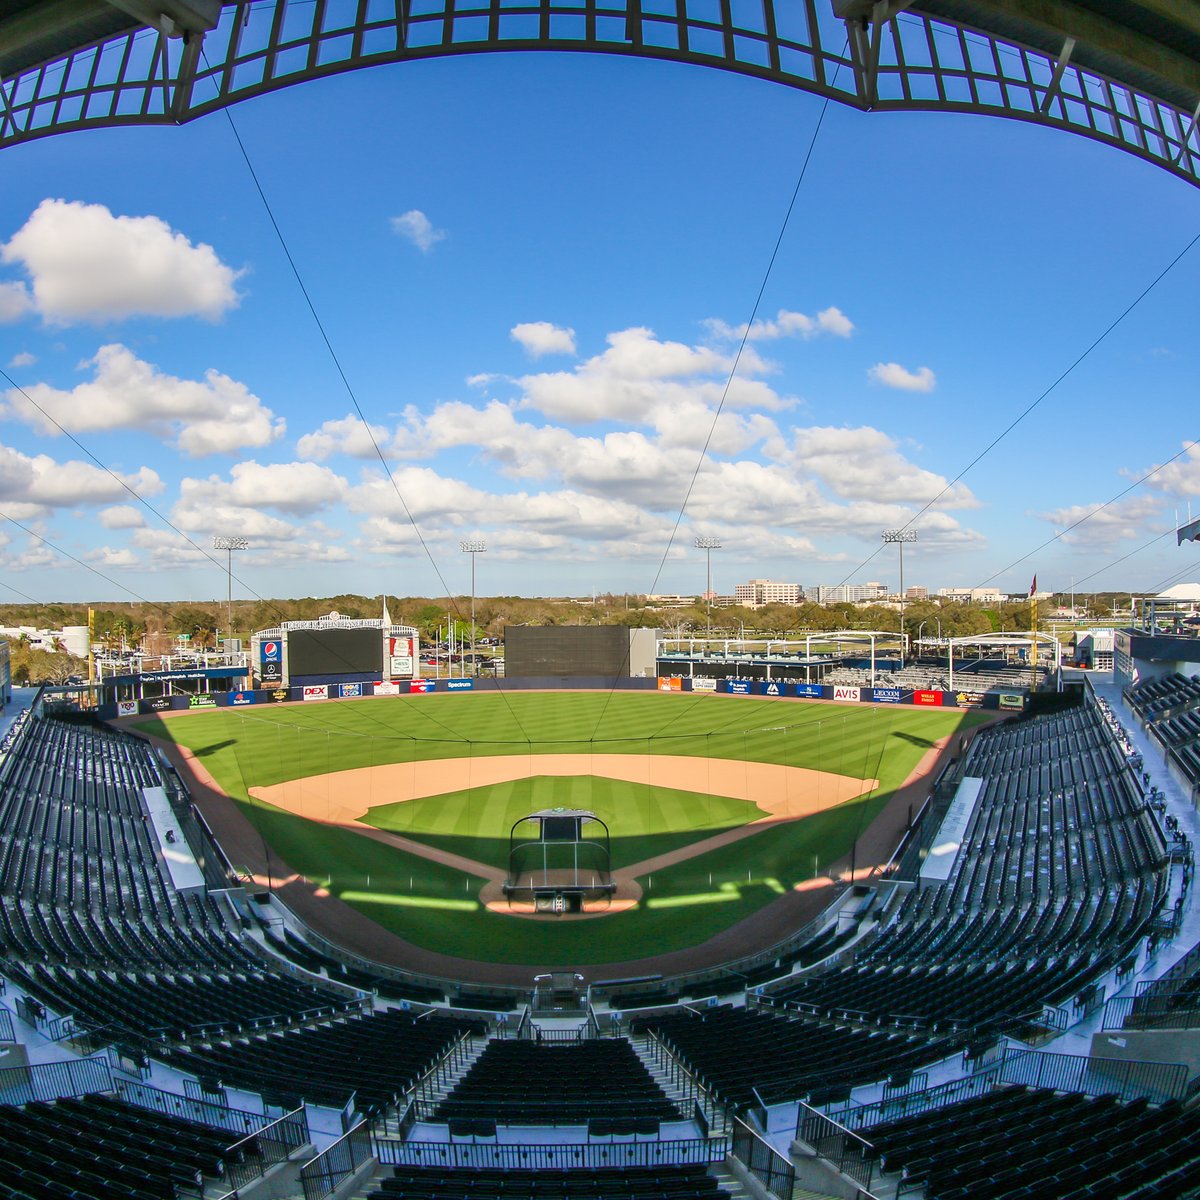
[730,1117,795,1200]
[299,1119,373,1200]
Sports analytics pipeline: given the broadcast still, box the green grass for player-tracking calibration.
[139,691,988,964]
[361,775,764,870]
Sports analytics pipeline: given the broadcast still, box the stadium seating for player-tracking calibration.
[866,1085,1200,1199]
[434,1039,682,1125]
[162,1008,483,1112]
[0,1092,245,1200]
[0,712,364,1047]
[765,705,1167,1039]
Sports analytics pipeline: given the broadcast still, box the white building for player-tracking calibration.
[811,582,889,604]
[733,579,804,608]
[937,587,1005,604]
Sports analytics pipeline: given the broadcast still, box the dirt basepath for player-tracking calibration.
[146,716,990,988]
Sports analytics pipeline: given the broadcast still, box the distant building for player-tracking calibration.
[937,587,1005,604]
[733,579,804,608]
[1074,629,1115,671]
[812,582,888,604]
[905,586,928,599]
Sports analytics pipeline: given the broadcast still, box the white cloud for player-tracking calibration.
[297,414,389,461]
[0,281,32,323]
[0,445,162,511]
[4,344,285,457]
[1037,495,1165,546]
[98,505,146,529]
[705,306,854,342]
[511,322,577,357]
[517,326,782,424]
[8,350,35,368]
[1139,442,1200,499]
[772,425,977,508]
[868,362,937,392]
[2,199,241,323]
[390,210,446,253]
[178,461,348,516]
[87,546,139,568]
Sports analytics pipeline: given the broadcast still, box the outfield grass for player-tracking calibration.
[138,691,988,965]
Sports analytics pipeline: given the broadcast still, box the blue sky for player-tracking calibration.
[1,49,1198,605]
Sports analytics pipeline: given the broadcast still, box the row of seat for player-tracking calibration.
[866,1084,1200,1200]
[435,1040,681,1125]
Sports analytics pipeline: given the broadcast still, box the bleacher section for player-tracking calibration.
[1128,672,1200,790]
[0,1092,249,1200]
[866,1085,1200,1199]
[767,705,1167,1035]
[0,712,364,1049]
[825,659,1043,692]
[162,1008,482,1112]
[633,1005,949,1109]
[433,1039,682,1125]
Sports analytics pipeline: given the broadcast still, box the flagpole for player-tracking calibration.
[1029,575,1038,692]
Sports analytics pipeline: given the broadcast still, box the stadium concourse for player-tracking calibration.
[3,670,1200,1199]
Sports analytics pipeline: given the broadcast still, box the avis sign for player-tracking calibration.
[832,685,860,703]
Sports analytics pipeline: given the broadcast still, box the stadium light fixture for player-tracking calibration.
[460,539,487,676]
[882,529,917,666]
[694,536,722,635]
[212,535,249,652]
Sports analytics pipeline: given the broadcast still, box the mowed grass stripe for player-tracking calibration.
[363,775,764,871]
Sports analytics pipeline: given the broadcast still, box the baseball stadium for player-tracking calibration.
[3,4,1200,1200]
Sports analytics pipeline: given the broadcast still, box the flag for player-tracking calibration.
[382,597,392,626]
[1029,576,1037,598]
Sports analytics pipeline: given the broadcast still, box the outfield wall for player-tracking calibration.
[102,673,1025,719]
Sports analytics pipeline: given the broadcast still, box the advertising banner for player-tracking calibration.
[833,685,860,703]
[139,696,176,713]
[657,677,683,692]
[794,683,823,699]
[188,694,216,708]
[260,638,282,683]
[263,688,291,704]
[117,700,137,718]
[914,689,941,706]
[388,636,414,677]
[374,681,400,695]
[871,687,903,704]
[691,677,718,693]
[446,679,474,691]
[302,685,328,701]
[230,690,256,706]
[409,679,434,694]
[726,679,753,695]
[760,680,788,698]
[999,692,1025,711]
[954,691,984,708]
[339,682,363,698]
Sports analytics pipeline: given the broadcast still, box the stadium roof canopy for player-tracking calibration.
[6,1,1200,185]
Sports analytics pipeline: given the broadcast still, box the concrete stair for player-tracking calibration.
[629,1034,731,1136]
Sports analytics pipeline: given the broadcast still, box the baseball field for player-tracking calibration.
[135,690,987,969]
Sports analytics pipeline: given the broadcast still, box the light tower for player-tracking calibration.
[212,535,248,652]
[460,538,487,676]
[694,536,722,635]
[882,529,917,665]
